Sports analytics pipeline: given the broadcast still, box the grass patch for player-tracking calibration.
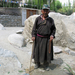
[8,72,10,74]
[18,70,24,73]
[64,63,75,75]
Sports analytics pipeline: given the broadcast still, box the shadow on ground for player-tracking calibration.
[30,58,72,75]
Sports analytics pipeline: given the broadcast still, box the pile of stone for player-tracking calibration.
[8,29,26,47]
[23,12,75,50]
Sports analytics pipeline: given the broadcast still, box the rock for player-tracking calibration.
[49,12,75,50]
[53,46,62,54]
[23,73,29,75]
[8,33,26,47]
[23,15,39,40]
[23,12,75,50]
[69,12,75,23]
[0,23,5,30]
[0,47,21,68]
[69,51,75,56]
[38,69,45,72]
[64,48,70,54]
[29,40,33,43]
[62,18,75,50]
[16,29,23,34]
[64,47,75,56]
[0,48,16,57]
[48,12,67,47]
[28,52,32,56]
[25,39,30,43]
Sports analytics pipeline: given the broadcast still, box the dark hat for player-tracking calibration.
[42,4,50,10]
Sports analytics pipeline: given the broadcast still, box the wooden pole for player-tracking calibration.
[29,41,35,73]
[49,40,51,53]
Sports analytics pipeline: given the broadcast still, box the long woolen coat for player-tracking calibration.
[32,15,56,64]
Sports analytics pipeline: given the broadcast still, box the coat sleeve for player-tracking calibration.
[31,18,38,37]
[51,19,56,38]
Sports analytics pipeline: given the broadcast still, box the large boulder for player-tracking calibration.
[23,15,39,41]
[48,12,75,50]
[0,47,22,74]
[61,17,75,50]
[23,12,75,50]
[8,33,26,47]
[0,23,5,30]
[48,12,67,47]
[69,12,75,22]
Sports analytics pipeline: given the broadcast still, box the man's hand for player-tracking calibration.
[32,37,35,41]
[50,35,54,41]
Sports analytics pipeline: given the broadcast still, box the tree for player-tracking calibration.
[55,0,62,10]
[43,0,47,4]
[50,0,56,11]
[24,0,56,10]
[25,0,47,9]
[68,0,71,9]
[53,0,55,11]
[73,0,75,8]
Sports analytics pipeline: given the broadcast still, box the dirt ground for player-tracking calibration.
[0,27,75,75]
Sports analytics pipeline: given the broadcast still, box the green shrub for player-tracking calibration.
[73,8,75,12]
[58,7,73,15]
[0,1,19,7]
[66,9,73,15]
[0,1,3,7]
[55,0,62,10]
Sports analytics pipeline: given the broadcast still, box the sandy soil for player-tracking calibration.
[0,27,75,75]
[0,27,34,75]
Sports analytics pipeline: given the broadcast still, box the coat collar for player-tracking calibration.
[40,14,49,20]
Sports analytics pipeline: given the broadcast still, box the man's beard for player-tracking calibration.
[43,14,48,18]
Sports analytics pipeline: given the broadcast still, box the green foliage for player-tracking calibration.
[0,1,3,7]
[50,0,55,11]
[74,8,75,12]
[68,0,71,9]
[43,0,47,4]
[73,1,75,8]
[50,2,54,10]
[50,0,62,11]
[55,0,62,10]
[55,0,74,15]
[25,0,47,9]
[64,63,75,75]
[58,6,73,15]
[8,72,10,74]
[0,1,19,7]
[18,70,24,73]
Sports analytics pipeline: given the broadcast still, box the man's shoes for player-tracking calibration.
[45,66,50,71]
[44,62,50,71]
[34,63,39,69]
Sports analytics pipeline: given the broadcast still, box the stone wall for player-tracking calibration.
[0,8,21,16]
[0,15,22,27]
[0,8,40,27]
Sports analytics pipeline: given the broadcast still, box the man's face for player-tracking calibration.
[41,9,50,18]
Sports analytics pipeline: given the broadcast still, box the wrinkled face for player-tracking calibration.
[41,9,50,18]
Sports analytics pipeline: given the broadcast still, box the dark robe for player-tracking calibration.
[32,15,56,64]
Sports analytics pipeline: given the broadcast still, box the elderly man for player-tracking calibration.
[32,4,56,71]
